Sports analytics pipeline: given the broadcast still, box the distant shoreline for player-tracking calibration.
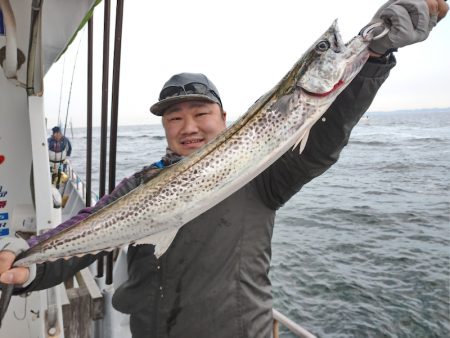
[64,107,450,129]
[368,107,450,115]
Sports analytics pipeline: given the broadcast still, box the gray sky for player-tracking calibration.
[43,0,450,128]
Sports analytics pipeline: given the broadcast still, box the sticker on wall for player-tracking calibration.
[0,227,9,237]
[0,186,7,198]
[0,212,8,221]
[0,155,5,165]
[0,200,6,208]
[0,10,4,35]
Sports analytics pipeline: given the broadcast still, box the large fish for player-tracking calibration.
[0,20,383,325]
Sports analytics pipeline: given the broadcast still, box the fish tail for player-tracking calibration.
[0,283,14,327]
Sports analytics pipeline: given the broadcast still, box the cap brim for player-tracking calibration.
[149,94,219,116]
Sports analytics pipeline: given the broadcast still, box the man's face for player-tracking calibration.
[53,132,62,141]
[162,101,227,156]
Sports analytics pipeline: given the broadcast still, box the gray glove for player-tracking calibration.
[369,0,437,55]
[0,237,36,287]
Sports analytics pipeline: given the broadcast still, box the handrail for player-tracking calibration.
[273,308,316,338]
[0,0,18,79]
[66,160,99,204]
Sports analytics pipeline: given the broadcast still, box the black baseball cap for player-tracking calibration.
[150,73,222,116]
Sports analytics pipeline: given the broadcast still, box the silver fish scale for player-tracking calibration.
[15,21,370,267]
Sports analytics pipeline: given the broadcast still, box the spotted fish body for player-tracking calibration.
[14,21,371,267]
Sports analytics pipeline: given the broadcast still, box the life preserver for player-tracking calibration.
[48,149,67,163]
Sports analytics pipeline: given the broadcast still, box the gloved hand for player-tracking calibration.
[0,237,35,287]
[368,0,439,56]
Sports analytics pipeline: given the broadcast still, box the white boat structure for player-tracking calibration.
[0,1,315,337]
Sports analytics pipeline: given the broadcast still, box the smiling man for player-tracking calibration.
[152,73,227,157]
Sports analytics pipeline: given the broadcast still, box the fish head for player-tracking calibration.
[298,20,370,99]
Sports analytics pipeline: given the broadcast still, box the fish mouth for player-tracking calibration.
[301,79,345,97]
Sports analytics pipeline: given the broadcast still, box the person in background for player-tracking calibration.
[48,126,72,160]
[0,1,447,337]
[47,126,72,182]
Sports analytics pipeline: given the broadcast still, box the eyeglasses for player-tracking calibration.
[159,82,222,106]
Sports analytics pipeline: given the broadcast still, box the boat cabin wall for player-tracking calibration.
[0,75,36,239]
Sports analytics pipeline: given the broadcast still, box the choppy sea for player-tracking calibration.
[68,110,450,338]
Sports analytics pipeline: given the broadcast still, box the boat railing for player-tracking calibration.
[64,160,99,206]
[273,308,316,338]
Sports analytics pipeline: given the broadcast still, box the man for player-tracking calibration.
[48,126,72,160]
[0,1,448,337]
[48,126,72,176]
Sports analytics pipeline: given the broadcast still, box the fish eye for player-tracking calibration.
[315,40,330,52]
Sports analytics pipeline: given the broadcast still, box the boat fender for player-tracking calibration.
[52,186,62,209]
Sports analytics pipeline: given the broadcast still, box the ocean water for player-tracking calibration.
[68,110,450,337]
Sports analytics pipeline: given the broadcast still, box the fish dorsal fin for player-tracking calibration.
[292,128,311,154]
[133,228,179,258]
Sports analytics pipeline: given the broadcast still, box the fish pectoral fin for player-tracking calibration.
[133,228,179,258]
[292,128,310,154]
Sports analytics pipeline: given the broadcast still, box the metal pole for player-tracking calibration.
[106,0,125,286]
[97,0,111,278]
[108,0,124,197]
[26,0,42,95]
[273,319,279,338]
[86,17,93,208]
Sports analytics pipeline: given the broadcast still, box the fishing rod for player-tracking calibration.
[57,55,66,127]
[54,30,84,190]
[63,30,84,136]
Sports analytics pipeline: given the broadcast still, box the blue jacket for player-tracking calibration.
[47,136,72,157]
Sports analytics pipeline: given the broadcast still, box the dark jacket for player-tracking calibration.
[22,57,396,338]
[48,135,72,158]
